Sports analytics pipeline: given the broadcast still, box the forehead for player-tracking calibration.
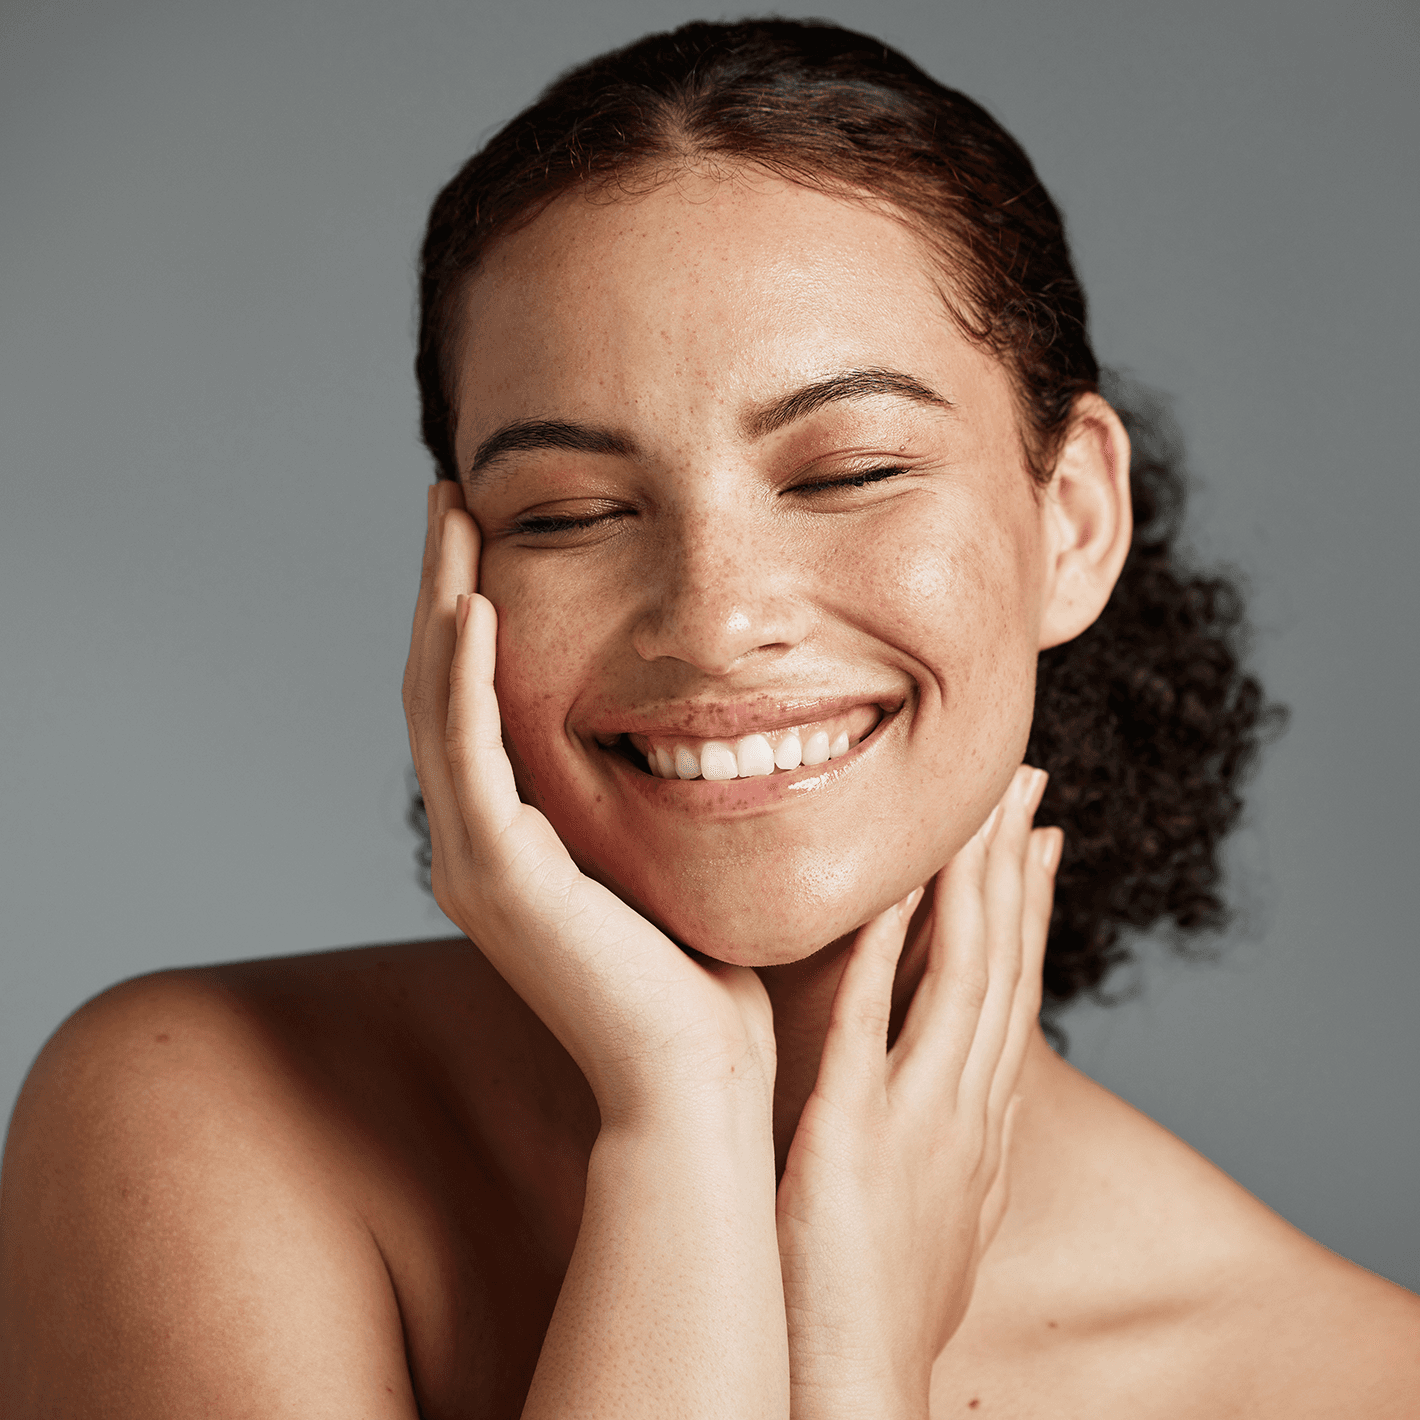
[453,172,999,461]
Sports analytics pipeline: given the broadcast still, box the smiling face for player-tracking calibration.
[451,172,1055,964]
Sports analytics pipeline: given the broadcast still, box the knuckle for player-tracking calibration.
[404,682,436,726]
[855,1000,891,1036]
[953,966,989,1012]
[829,997,890,1041]
[444,715,476,762]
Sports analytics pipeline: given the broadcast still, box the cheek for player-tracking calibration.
[482,565,602,804]
[838,500,1042,848]
[836,496,1041,691]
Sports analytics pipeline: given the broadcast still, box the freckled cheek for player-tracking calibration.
[484,573,604,796]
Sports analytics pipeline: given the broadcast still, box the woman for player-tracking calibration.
[2,18,1415,1417]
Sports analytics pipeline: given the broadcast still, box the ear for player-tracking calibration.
[1036,393,1133,650]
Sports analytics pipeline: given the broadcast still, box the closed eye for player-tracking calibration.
[510,467,909,534]
[513,506,634,535]
[789,465,910,494]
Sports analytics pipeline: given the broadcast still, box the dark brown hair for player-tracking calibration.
[410,18,1283,1009]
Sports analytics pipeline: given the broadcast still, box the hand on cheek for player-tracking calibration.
[403,481,778,1125]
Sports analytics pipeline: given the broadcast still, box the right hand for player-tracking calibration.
[403,481,776,1128]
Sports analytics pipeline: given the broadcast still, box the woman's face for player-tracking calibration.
[453,172,1052,965]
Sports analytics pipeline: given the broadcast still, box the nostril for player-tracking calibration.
[630,582,813,672]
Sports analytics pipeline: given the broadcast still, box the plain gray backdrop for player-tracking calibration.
[2,0,1416,1290]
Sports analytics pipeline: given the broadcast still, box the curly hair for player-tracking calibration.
[407,18,1284,1008]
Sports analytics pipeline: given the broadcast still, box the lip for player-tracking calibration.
[600,702,902,816]
[582,691,906,743]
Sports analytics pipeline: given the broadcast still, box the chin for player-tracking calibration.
[567,829,937,968]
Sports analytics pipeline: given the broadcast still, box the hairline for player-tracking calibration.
[433,155,1046,484]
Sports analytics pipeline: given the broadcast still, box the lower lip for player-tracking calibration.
[603,710,898,816]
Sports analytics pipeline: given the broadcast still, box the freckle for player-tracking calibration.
[1047,1320,1058,1328]
[154,1033,170,1044]
[968,1401,980,1410]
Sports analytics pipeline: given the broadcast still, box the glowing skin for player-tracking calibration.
[454,173,1050,964]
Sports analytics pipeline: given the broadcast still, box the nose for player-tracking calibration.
[630,517,812,675]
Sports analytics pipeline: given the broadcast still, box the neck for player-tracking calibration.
[757,935,857,1173]
[757,906,941,1174]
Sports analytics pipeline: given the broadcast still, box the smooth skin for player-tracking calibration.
[2,172,1417,1418]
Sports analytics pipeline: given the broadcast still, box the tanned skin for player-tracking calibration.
[3,176,1416,1419]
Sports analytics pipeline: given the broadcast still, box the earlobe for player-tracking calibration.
[1036,393,1133,651]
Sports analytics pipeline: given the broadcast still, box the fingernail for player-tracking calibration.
[901,886,925,917]
[1009,766,1031,806]
[977,804,1001,842]
[1028,767,1049,811]
[1039,828,1062,873]
[456,593,470,630]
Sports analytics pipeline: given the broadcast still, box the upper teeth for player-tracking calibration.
[626,710,880,781]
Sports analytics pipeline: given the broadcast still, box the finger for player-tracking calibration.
[404,483,458,876]
[977,1093,1024,1250]
[405,481,472,755]
[406,485,481,885]
[446,590,525,848]
[957,767,1046,1108]
[985,825,1060,1124]
[402,483,445,750]
[814,888,924,1106]
[409,483,442,648]
[888,806,995,1094]
[416,483,476,704]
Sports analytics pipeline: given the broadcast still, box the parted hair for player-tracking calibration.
[408,18,1283,1008]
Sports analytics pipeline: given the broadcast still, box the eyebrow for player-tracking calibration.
[743,366,953,440]
[468,420,638,480]
[464,366,951,484]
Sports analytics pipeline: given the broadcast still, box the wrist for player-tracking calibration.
[785,1316,932,1420]
[596,1076,777,1163]
[790,1370,929,1420]
[589,1032,777,1136]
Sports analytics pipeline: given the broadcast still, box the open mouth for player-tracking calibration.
[595,702,897,781]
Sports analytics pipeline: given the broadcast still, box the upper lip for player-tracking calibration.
[582,692,907,741]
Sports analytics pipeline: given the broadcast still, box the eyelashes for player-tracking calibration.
[510,466,912,537]
[791,464,909,493]
[514,510,630,535]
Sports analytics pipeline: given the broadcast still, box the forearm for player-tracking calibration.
[523,1102,788,1419]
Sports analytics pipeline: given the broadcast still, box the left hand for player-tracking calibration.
[775,764,1060,1420]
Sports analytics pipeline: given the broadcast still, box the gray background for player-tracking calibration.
[2,0,1416,1289]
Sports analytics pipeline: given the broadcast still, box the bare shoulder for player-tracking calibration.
[1208,1216,1420,1417]
[1112,1094,1420,1417]
[0,939,586,1419]
[0,950,456,1419]
[1105,1070,1420,1417]
[945,1049,1420,1419]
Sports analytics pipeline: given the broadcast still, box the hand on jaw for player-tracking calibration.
[405,479,1060,1417]
[772,765,1058,1419]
